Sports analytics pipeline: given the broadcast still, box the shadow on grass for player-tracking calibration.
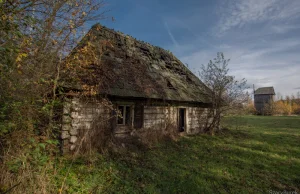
[65,116,300,193]
[97,133,299,193]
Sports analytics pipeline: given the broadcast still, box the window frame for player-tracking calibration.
[117,105,133,126]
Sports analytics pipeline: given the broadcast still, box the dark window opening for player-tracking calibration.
[125,106,131,125]
[134,104,144,129]
[117,106,124,124]
[117,105,132,125]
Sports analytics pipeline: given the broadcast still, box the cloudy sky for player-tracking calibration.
[100,0,300,97]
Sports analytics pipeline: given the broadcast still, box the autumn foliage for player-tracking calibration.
[0,1,107,193]
[245,101,256,115]
[263,95,300,115]
[243,93,300,116]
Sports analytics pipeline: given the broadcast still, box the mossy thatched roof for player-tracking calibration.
[62,24,212,104]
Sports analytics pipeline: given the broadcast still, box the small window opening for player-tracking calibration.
[117,106,124,124]
[117,105,132,125]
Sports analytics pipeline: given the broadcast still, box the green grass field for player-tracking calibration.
[60,116,300,193]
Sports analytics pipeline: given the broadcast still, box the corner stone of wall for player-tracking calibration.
[61,97,111,153]
[61,97,79,153]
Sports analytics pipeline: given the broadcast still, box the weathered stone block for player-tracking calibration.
[95,108,105,114]
[70,136,78,144]
[61,131,70,139]
[72,118,80,125]
[72,106,80,112]
[63,103,72,114]
[62,124,71,131]
[144,107,165,114]
[153,114,167,119]
[81,118,93,122]
[62,115,72,124]
[81,108,92,114]
[144,124,151,129]
[70,144,76,151]
[63,139,69,146]
[71,112,79,118]
[85,114,94,119]
[71,122,80,129]
[71,98,80,105]
[83,122,91,129]
[70,128,78,136]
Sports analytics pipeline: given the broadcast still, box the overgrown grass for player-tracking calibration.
[57,116,300,193]
[4,116,300,193]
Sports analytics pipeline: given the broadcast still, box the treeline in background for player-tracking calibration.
[245,92,300,116]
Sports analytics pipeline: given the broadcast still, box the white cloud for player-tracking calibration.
[271,24,300,34]
[178,37,300,96]
[215,0,300,36]
[218,44,231,49]
[236,38,300,63]
[160,0,300,96]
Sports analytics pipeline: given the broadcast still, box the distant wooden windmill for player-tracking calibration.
[254,86,275,114]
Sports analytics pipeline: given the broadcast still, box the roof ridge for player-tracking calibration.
[91,23,176,56]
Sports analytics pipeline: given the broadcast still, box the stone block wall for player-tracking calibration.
[186,107,209,134]
[61,97,111,153]
[143,106,209,134]
[144,106,168,129]
[61,98,211,152]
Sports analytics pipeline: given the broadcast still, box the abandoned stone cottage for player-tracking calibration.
[60,24,212,152]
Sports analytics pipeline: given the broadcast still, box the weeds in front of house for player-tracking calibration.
[133,122,179,147]
[83,116,300,193]
[70,116,300,193]
[1,116,299,193]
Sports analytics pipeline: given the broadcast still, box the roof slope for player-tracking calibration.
[255,87,275,95]
[63,24,212,104]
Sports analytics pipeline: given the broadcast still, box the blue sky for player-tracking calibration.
[97,0,300,97]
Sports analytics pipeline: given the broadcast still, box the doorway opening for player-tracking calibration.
[178,108,186,132]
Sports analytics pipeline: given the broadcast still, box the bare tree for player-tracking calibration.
[199,52,248,134]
